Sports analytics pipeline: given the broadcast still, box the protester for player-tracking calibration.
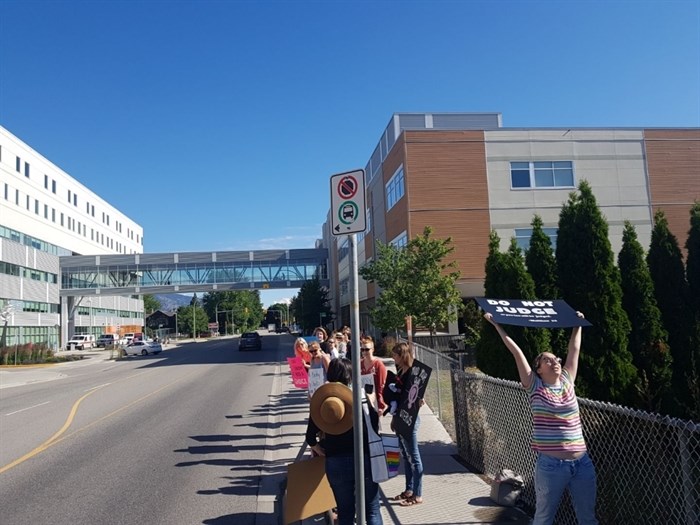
[484,311,598,525]
[314,327,330,354]
[360,335,388,413]
[306,358,383,525]
[308,341,330,378]
[333,331,348,358]
[294,337,311,372]
[390,342,424,506]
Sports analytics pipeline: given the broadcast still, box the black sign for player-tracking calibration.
[393,359,432,438]
[475,298,592,328]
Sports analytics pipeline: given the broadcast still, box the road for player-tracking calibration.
[0,334,294,525]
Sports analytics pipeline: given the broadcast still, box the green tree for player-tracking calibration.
[525,214,567,356]
[176,304,209,337]
[359,226,464,336]
[648,210,695,417]
[143,294,161,315]
[201,291,257,335]
[618,221,672,411]
[556,180,636,403]
[477,233,548,380]
[687,202,700,370]
[291,276,333,334]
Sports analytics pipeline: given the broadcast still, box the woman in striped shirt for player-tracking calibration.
[484,311,598,525]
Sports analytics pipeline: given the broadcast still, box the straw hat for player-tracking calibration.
[310,383,353,435]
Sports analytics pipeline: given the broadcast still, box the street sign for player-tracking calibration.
[330,169,366,236]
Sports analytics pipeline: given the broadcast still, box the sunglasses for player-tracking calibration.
[360,347,372,351]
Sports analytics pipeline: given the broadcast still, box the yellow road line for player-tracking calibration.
[0,370,189,475]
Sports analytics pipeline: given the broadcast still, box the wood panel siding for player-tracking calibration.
[645,130,700,253]
[405,131,490,282]
[383,134,409,242]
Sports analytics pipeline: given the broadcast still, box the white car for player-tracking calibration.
[122,340,163,356]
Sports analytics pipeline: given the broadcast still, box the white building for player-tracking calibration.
[0,126,145,350]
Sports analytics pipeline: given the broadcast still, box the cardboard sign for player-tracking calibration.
[308,367,325,398]
[285,456,336,524]
[287,357,309,389]
[393,359,432,438]
[475,298,592,328]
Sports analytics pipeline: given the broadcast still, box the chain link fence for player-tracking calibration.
[453,370,700,525]
[402,339,700,524]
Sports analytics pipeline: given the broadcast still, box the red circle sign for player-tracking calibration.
[337,176,358,199]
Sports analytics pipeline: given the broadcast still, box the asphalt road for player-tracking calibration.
[0,334,294,525]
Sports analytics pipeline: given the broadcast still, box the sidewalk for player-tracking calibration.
[0,349,116,389]
[264,359,532,525]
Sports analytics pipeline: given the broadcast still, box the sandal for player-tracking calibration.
[391,491,412,501]
[400,496,423,506]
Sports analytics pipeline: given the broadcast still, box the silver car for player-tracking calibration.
[123,340,163,356]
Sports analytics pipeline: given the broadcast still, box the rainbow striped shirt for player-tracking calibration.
[528,368,586,453]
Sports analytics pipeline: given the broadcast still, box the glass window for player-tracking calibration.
[386,166,405,210]
[514,227,558,251]
[390,231,408,248]
[510,161,574,189]
[52,180,56,194]
[44,175,49,189]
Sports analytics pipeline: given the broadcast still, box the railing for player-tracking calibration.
[405,339,700,524]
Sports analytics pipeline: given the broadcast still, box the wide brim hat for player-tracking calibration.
[310,383,353,435]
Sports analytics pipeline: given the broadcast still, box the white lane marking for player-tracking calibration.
[85,383,111,392]
[6,401,51,416]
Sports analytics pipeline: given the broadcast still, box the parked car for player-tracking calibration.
[239,331,262,351]
[66,334,96,350]
[122,340,163,356]
[96,333,120,347]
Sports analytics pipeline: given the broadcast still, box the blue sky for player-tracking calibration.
[1,0,698,306]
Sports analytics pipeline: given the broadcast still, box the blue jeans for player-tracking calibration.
[325,454,383,525]
[398,416,423,498]
[533,452,598,525]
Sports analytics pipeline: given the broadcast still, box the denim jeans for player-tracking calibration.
[533,452,598,525]
[325,454,383,525]
[398,416,423,498]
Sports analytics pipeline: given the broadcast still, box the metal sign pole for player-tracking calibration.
[349,232,365,525]
[329,168,367,524]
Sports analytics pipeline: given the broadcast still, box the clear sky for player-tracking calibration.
[1,0,698,306]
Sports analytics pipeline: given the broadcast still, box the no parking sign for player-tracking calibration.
[330,169,366,236]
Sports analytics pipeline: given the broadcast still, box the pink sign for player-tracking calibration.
[287,357,309,389]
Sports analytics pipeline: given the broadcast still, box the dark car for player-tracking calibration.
[239,331,262,351]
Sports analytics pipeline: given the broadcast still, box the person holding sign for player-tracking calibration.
[389,342,426,507]
[294,337,312,372]
[484,311,598,525]
[305,358,383,525]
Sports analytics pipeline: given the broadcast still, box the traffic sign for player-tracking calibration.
[330,169,366,236]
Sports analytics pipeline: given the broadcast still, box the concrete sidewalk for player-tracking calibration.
[264,361,532,525]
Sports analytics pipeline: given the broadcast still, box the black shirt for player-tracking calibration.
[306,395,379,457]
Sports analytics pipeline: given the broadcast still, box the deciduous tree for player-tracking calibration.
[359,226,463,335]
[291,276,333,334]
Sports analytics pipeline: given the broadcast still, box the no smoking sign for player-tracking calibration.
[330,169,366,236]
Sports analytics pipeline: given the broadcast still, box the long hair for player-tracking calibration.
[392,342,414,368]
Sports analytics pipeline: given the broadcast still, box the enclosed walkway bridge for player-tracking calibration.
[58,249,328,346]
[59,248,328,297]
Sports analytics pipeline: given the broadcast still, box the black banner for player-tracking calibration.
[475,298,592,328]
[393,359,432,439]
